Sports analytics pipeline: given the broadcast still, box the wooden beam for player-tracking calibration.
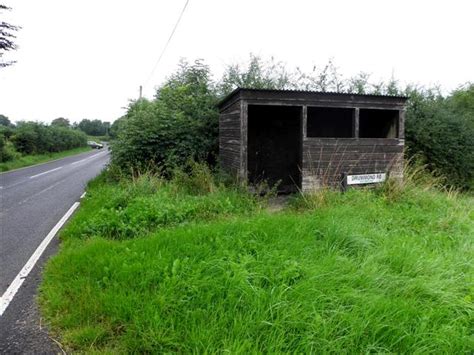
[240,100,248,181]
[353,108,360,138]
[302,105,307,139]
[398,109,405,139]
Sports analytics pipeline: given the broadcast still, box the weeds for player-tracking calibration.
[63,166,259,240]
[293,155,457,208]
[39,163,474,353]
[377,156,458,202]
[171,161,217,195]
[289,187,336,210]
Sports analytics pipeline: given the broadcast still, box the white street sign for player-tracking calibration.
[346,173,386,185]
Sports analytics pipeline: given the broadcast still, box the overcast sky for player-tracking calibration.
[1,0,473,124]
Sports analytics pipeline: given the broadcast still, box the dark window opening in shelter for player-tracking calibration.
[359,109,399,138]
[248,105,302,192]
[307,107,354,138]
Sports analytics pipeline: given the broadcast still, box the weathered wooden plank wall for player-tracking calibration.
[302,138,404,190]
[219,100,241,175]
[218,89,407,191]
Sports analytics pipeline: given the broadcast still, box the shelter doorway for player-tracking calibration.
[248,105,302,192]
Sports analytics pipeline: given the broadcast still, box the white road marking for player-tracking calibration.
[2,180,25,190]
[1,178,69,215]
[0,201,80,317]
[80,192,86,199]
[70,156,95,165]
[18,180,64,206]
[70,151,107,166]
[29,166,63,179]
[3,151,108,189]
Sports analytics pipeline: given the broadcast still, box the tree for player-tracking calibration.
[112,59,219,173]
[0,5,20,68]
[218,54,295,95]
[295,59,346,92]
[103,121,110,136]
[77,119,107,136]
[109,116,125,139]
[218,55,393,95]
[0,114,12,126]
[51,117,70,128]
[448,83,474,115]
[347,72,371,94]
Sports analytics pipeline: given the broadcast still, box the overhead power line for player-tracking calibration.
[143,0,190,87]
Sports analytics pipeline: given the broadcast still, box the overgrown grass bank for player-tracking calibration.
[0,146,92,172]
[40,172,474,353]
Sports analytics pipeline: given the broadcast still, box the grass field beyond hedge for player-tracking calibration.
[40,173,474,353]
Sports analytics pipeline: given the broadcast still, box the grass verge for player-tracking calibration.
[40,172,474,353]
[0,146,92,172]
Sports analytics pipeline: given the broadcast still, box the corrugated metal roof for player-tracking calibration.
[218,87,408,108]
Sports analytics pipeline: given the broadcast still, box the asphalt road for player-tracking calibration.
[0,148,110,353]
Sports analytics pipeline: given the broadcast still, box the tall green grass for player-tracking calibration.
[63,168,259,241]
[40,169,474,353]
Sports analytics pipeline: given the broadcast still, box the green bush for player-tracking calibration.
[112,60,219,174]
[0,131,16,162]
[109,116,125,139]
[0,126,20,162]
[0,131,7,162]
[11,122,87,155]
[405,85,474,190]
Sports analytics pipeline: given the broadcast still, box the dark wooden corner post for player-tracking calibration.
[353,108,360,138]
[301,105,308,189]
[240,100,248,182]
[398,109,405,139]
[302,105,308,139]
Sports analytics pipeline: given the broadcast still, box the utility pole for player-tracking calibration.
[139,85,143,99]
